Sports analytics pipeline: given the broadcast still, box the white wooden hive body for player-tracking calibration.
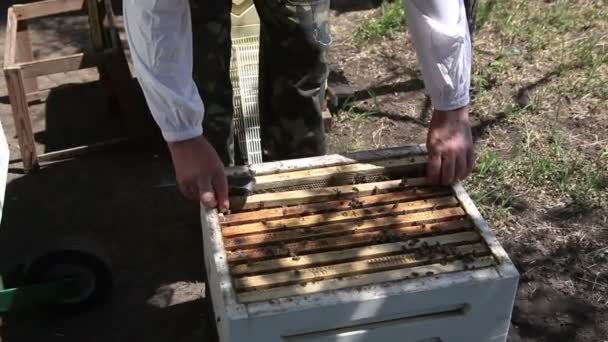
[201,145,519,342]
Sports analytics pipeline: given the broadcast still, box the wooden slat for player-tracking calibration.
[231,178,431,211]
[231,231,481,276]
[223,214,471,251]
[18,50,115,78]
[225,145,427,178]
[235,243,488,290]
[103,0,120,48]
[87,0,105,51]
[12,0,85,20]
[322,109,332,132]
[226,218,470,264]
[26,89,50,103]
[5,8,17,66]
[223,197,461,237]
[37,137,128,162]
[223,187,452,226]
[18,53,92,78]
[253,156,427,191]
[4,67,37,171]
[14,21,38,92]
[237,256,496,303]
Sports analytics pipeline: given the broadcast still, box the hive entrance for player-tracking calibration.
[221,157,498,304]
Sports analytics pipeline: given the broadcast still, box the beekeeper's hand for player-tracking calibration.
[168,135,229,210]
[426,106,475,185]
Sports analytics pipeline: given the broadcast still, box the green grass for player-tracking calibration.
[354,0,405,45]
[482,0,602,51]
[516,133,607,207]
[469,125,608,214]
[471,0,608,127]
[337,90,382,122]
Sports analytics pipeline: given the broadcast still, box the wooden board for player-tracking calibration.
[4,67,37,171]
[12,0,85,20]
[14,21,38,92]
[18,52,107,78]
[4,8,17,67]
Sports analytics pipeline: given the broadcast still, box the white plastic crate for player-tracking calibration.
[201,145,519,342]
[230,0,263,165]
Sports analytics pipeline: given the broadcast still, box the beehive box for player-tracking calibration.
[201,145,519,342]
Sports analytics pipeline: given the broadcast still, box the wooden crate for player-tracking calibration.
[202,145,519,342]
[3,0,137,172]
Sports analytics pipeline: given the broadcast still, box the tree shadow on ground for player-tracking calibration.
[507,236,606,341]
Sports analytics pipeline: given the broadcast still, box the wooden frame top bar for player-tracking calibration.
[226,144,428,178]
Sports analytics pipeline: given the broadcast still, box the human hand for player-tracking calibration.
[167,135,229,210]
[426,106,475,185]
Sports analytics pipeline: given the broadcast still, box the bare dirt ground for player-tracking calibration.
[0,0,606,341]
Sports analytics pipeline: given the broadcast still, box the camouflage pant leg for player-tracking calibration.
[254,0,331,161]
[190,0,237,166]
[464,0,478,98]
[464,0,478,41]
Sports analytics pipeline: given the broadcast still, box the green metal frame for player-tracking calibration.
[0,275,76,312]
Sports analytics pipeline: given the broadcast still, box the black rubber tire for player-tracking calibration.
[23,240,113,313]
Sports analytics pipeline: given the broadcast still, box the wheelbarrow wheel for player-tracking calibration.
[23,239,113,313]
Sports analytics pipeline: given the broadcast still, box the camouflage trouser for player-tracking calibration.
[190,0,330,166]
[464,0,478,41]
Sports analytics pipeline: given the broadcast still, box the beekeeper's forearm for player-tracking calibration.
[123,0,204,142]
[405,0,472,111]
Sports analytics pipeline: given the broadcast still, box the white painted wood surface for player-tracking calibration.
[201,146,519,342]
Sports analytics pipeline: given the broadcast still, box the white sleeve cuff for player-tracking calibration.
[161,125,203,143]
[433,93,470,112]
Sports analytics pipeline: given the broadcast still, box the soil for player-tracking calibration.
[0,1,605,341]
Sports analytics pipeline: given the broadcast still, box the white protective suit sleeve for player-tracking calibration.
[123,0,204,142]
[0,119,9,224]
[405,0,472,111]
